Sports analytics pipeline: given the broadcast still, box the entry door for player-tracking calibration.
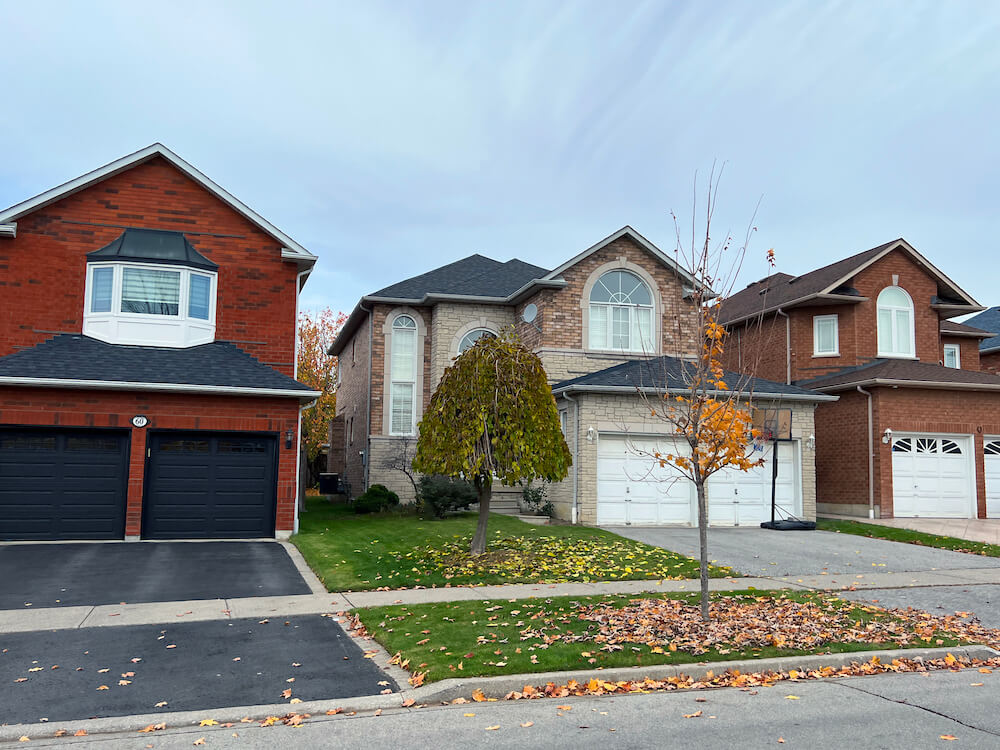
[985,438,1000,518]
[0,428,128,540]
[891,435,973,518]
[143,432,278,539]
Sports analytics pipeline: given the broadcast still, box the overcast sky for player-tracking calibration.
[2,1,998,317]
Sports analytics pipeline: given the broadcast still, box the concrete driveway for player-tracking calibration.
[0,542,312,609]
[605,526,1000,576]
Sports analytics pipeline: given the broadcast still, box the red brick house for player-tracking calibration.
[0,144,319,540]
[719,238,1000,520]
[328,226,831,527]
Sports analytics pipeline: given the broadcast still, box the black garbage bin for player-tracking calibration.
[319,473,340,495]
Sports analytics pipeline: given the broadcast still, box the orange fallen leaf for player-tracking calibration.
[556,705,572,711]
[194,739,206,746]
[402,698,415,707]
[485,725,500,731]
[97,685,109,691]
[683,710,702,718]
[472,689,486,702]
[940,736,958,741]
[74,730,87,737]
[520,721,534,727]
[281,689,292,699]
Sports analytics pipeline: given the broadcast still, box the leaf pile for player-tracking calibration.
[520,594,977,655]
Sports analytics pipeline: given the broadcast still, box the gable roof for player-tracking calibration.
[718,238,982,325]
[0,334,319,399]
[0,143,316,271]
[551,356,835,402]
[796,357,1000,393]
[543,225,701,289]
[964,307,1000,353]
[371,254,550,300]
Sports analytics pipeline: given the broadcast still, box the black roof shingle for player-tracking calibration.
[371,254,549,300]
[0,335,315,395]
[796,358,1000,391]
[965,307,1000,353]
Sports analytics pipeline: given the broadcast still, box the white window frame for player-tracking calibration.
[943,343,960,369]
[876,286,916,359]
[457,327,496,355]
[83,261,217,348]
[588,270,655,354]
[813,314,839,357]
[388,315,418,436]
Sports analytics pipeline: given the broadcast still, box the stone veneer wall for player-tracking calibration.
[430,303,515,388]
[549,393,818,525]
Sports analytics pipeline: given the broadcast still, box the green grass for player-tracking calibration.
[355,589,968,683]
[816,518,1000,557]
[291,496,732,592]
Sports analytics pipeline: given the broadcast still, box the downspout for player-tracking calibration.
[776,308,791,384]
[562,392,580,524]
[361,301,374,492]
[292,268,310,534]
[857,386,875,519]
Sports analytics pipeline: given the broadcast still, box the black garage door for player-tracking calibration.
[0,428,129,541]
[143,432,278,539]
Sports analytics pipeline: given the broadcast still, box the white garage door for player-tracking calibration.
[984,438,1000,518]
[891,435,974,518]
[596,435,799,526]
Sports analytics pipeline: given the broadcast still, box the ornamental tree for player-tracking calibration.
[413,330,571,555]
[296,307,347,490]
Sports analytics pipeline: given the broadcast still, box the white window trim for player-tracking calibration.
[812,314,840,357]
[876,286,916,359]
[587,270,656,354]
[943,343,960,369]
[83,261,217,348]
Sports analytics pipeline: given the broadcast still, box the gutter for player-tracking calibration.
[811,378,1000,393]
[857,385,876,519]
[561,392,580,525]
[551,383,839,403]
[776,307,791,384]
[0,376,321,400]
[0,222,15,238]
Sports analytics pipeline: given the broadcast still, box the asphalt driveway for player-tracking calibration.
[0,614,396,724]
[605,526,1000,576]
[0,542,311,609]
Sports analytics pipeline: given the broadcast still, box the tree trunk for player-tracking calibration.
[471,475,492,556]
[695,476,710,622]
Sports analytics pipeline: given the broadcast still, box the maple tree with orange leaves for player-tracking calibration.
[297,307,347,486]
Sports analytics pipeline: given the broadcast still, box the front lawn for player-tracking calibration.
[353,589,978,684]
[292,497,732,591]
[816,518,1000,557]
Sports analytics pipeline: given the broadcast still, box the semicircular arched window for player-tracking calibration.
[876,286,915,358]
[458,328,496,354]
[389,315,418,435]
[588,270,654,353]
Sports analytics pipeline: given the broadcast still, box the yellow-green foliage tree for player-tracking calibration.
[414,331,572,555]
[297,308,347,486]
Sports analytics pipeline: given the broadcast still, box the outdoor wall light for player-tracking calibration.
[285,429,294,449]
[586,426,596,442]
[882,428,893,445]
[805,434,816,451]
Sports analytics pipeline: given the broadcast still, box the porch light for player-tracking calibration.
[805,434,816,451]
[586,426,596,442]
[286,429,294,449]
[882,428,892,445]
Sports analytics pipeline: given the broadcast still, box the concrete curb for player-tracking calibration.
[2,645,996,744]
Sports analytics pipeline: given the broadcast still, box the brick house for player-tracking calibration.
[964,307,1000,375]
[0,144,319,540]
[718,238,1000,520]
[328,226,832,526]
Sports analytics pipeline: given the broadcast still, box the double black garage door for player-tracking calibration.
[0,428,278,541]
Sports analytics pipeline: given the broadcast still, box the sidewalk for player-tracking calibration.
[5,565,1000,633]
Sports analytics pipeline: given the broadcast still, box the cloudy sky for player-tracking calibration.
[2,1,998,316]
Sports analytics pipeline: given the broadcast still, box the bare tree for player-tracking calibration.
[379,437,421,503]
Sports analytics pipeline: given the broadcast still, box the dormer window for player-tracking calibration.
[83,228,218,348]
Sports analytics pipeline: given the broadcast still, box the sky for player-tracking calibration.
[2,0,999,318]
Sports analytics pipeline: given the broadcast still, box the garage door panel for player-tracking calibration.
[892,435,973,518]
[0,428,128,541]
[143,432,277,539]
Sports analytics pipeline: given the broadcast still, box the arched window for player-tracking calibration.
[588,270,654,353]
[389,315,417,435]
[877,286,915,358]
[458,328,496,354]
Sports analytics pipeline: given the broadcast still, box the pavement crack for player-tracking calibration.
[833,678,1000,737]
[77,605,96,628]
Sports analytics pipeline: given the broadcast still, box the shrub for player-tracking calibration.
[419,474,477,518]
[353,484,400,514]
[521,481,552,515]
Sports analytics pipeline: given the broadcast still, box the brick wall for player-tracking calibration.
[0,386,301,536]
[721,313,790,384]
[0,156,299,372]
[330,313,372,497]
[982,351,1000,375]
[814,389,872,515]
[941,336,981,371]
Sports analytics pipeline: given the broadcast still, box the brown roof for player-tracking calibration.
[940,320,994,338]
[797,358,1000,392]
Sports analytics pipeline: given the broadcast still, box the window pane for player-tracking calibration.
[391,383,414,434]
[611,306,630,349]
[878,286,910,308]
[91,267,114,313]
[635,307,653,352]
[122,268,180,315]
[189,274,211,320]
[391,328,415,380]
[878,309,893,352]
[944,347,958,368]
[895,310,911,354]
[459,329,495,354]
[816,318,835,353]
[589,305,608,349]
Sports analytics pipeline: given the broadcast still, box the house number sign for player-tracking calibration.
[131,415,149,428]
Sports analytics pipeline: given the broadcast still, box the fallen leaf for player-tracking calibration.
[784,695,800,700]
[464,713,476,717]
[520,721,534,727]
[485,725,500,731]
[683,710,703,719]
[472,689,486,702]
[199,719,219,727]
[74,730,87,737]
[155,701,168,707]
[402,698,415,707]
[557,705,572,711]
[940,736,958,741]
[97,685,109,691]
[281,689,292,699]
[290,698,302,704]
[193,739,206,746]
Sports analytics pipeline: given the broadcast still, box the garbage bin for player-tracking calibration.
[318,473,340,495]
